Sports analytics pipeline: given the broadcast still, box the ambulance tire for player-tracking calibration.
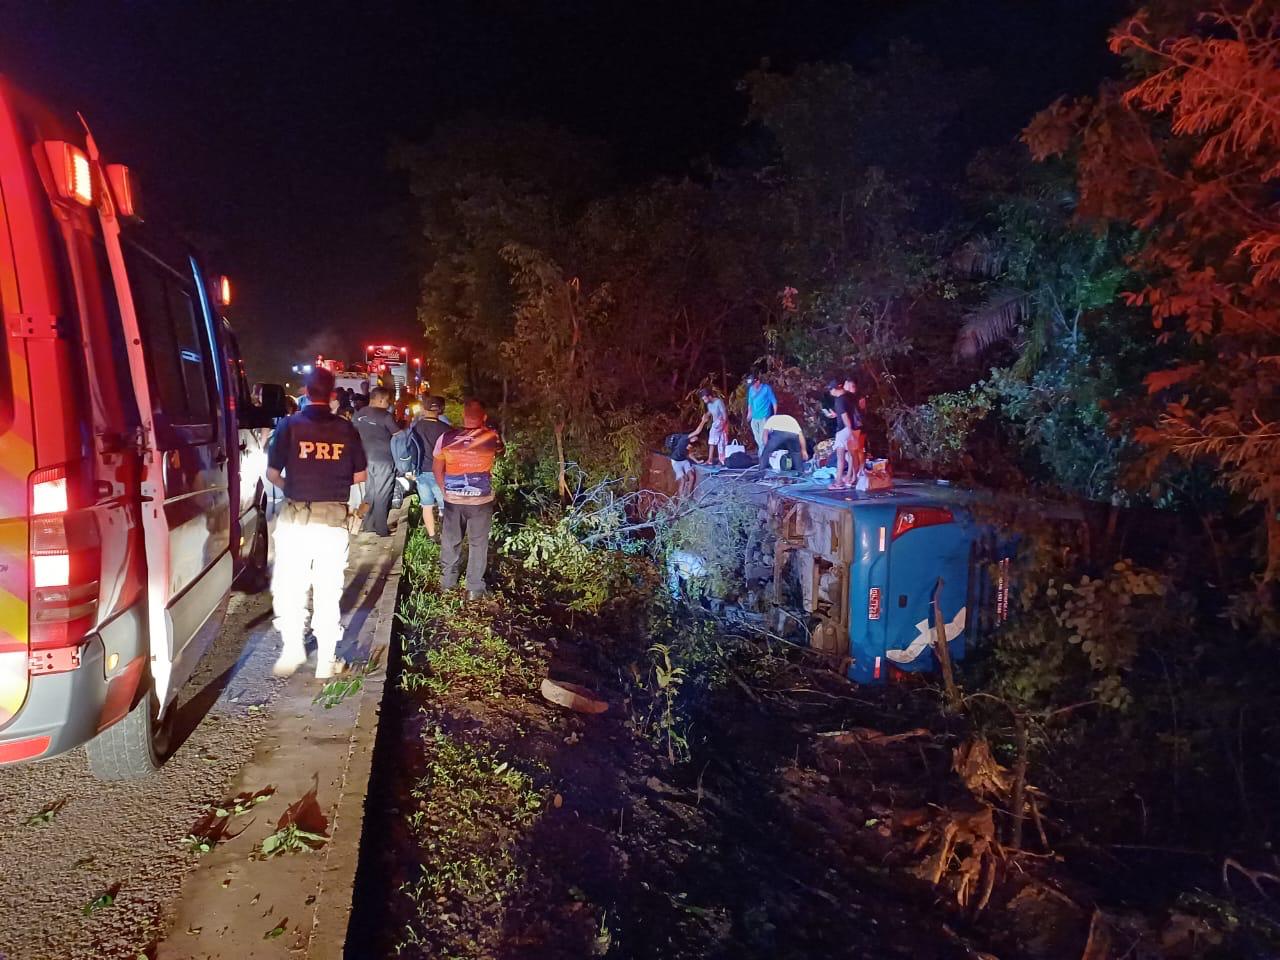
[85,682,172,780]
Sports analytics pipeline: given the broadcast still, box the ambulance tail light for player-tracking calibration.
[105,163,139,217]
[27,463,100,660]
[892,506,954,540]
[42,141,94,206]
[214,275,232,307]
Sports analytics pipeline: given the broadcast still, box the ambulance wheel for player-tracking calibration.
[85,682,173,780]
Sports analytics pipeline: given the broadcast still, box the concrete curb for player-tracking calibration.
[305,524,405,959]
[156,523,407,960]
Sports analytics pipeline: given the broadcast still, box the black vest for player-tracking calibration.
[280,409,363,503]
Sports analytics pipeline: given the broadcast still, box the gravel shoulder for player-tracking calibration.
[0,528,401,960]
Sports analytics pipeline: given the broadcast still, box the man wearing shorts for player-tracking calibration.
[843,377,866,480]
[829,379,856,489]
[665,431,698,496]
[412,396,450,538]
[690,389,728,466]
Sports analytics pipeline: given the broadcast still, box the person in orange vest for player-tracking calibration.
[432,399,505,599]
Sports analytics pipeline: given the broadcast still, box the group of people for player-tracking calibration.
[671,374,867,491]
[266,366,503,680]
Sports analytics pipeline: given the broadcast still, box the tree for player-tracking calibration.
[1024,2,1280,581]
[394,119,611,401]
[501,244,612,496]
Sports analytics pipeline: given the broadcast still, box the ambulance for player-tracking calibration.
[0,79,277,777]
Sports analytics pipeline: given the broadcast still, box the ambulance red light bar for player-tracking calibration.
[892,506,954,540]
[214,275,232,307]
[42,141,94,206]
[104,163,138,217]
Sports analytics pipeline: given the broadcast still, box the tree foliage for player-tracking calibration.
[1025,1,1280,580]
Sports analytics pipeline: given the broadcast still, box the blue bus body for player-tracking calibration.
[771,480,1013,684]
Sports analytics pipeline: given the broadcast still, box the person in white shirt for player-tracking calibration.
[759,413,809,472]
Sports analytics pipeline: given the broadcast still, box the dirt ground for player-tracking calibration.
[352,538,1003,960]
[0,528,402,960]
[351,526,1279,960]
[0,591,277,960]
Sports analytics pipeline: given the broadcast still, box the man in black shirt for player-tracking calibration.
[412,396,450,538]
[267,367,368,679]
[354,386,399,537]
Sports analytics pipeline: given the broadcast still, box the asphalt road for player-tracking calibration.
[0,588,283,960]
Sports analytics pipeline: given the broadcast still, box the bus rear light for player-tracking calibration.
[892,506,954,540]
[42,141,94,206]
[105,163,138,216]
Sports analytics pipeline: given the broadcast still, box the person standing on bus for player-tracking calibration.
[354,386,398,536]
[689,389,728,466]
[266,367,367,679]
[433,399,504,599]
[745,374,778,452]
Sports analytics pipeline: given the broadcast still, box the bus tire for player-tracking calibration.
[85,684,171,780]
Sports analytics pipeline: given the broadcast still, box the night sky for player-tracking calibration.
[0,0,1123,381]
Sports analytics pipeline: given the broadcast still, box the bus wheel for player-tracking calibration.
[85,681,173,780]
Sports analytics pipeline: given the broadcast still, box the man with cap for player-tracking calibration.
[433,399,505,599]
[266,367,368,679]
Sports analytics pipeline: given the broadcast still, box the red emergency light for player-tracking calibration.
[104,164,138,217]
[42,141,93,206]
[214,275,232,307]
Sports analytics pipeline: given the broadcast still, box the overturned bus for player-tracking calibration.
[651,454,1023,685]
[758,480,1014,684]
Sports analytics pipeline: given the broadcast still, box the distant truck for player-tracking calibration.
[315,356,371,396]
[0,77,279,777]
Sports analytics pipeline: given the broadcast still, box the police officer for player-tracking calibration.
[266,367,368,679]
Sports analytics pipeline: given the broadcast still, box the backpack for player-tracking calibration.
[390,428,424,475]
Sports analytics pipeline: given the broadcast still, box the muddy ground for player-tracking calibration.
[349,525,1280,960]
[350,535,1031,959]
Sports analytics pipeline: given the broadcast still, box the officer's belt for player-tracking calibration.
[280,499,350,528]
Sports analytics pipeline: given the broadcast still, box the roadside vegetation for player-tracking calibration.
[368,3,1280,957]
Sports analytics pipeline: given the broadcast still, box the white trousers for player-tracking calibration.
[271,516,349,665]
